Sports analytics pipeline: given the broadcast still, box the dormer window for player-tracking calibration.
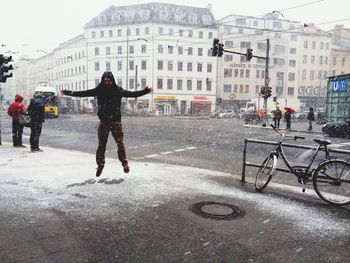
[203,16,211,24]
[189,14,196,23]
[175,14,181,22]
[99,16,105,23]
[160,11,168,20]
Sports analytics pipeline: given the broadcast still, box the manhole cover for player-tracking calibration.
[190,201,244,220]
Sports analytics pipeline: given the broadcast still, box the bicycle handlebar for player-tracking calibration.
[270,124,305,141]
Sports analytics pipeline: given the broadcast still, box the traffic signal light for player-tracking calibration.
[273,96,277,102]
[0,54,14,83]
[211,38,219,56]
[218,43,224,57]
[263,87,272,98]
[246,48,253,61]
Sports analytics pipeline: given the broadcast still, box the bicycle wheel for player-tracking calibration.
[255,155,277,192]
[313,160,350,206]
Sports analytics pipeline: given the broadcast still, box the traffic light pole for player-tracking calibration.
[262,39,270,127]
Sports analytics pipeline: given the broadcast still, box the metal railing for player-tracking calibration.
[242,138,350,183]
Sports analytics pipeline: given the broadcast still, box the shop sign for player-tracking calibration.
[193,96,207,100]
[156,95,176,100]
[331,79,347,93]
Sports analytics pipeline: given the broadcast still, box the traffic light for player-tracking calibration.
[273,95,277,102]
[246,48,253,61]
[0,55,14,83]
[263,87,272,98]
[218,43,224,57]
[211,38,219,56]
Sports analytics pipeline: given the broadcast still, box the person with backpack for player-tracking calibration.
[27,96,46,152]
[62,71,152,177]
[7,94,26,147]
[307,107,315,131]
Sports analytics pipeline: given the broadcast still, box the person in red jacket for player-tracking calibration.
[7,94,26,147]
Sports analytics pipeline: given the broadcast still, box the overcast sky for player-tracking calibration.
[2,0,350,59]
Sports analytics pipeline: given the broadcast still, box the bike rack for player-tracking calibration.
[242,138,350,183]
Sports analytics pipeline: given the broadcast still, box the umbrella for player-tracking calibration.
[284,107,296,113]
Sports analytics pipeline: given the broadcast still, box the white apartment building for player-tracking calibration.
[329,25,350,76]
[82,2,218,115]
[297,24,331,111]
[217,13,331,112]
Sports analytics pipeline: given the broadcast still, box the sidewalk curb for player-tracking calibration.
[244,124,323,134]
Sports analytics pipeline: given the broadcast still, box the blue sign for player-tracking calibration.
[331,79,348,93]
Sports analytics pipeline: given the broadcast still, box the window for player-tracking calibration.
[169,28,173,36]
[187,62,192,71]
[168,45,173,54]
[289,60,296,67]
[95,62,99,71]
[206,79,212,91]
[240,41,251,48]
[290,48,296,54]
[95,47,99,56]
[287,87,294,95]
[274,45,285,53]
[319,56,323,65]
[129,45,134,54]
[245,85,249,93]
[188,47,193,55]
[224,55,233,61]
[224,84,232,93]
[310,70,314,80]
[239,85,244,93]
[177,79,183,90]
[109,30,113,37]
[303,55,307,64]
[256,70,260,78]
[129,61,134,70]
[177,62,183,71]
[136,28,140,35]
[129,79,134,89]
[117,29,122,36]
[158,60,163,70]
[106,47,111,55]
[304,41,308,48]
[302,69,307,80]
[198,48,203,56]
[187,80,192,90]
[100,31,104,38]
[333,57,337,66]
[179,29,183,37]
[311,56,315,64]
[274,58,285,66]
[234,84,238,93]
[92,31,96,38]
[117,46,122,54]
[290,34,297,41]
[158,27,163,35]
[342,57,346,66]
[157,78,163,89]
[224,69,232,77]
[234,69,239,77]
[288,73,295,81]
[325,57,328,64]
[197,80,202,91]
[245,69,250,78]
[274,33,281,39]
[141,45,147,53]
[240,69,244,78]
[168,61,173,71]
[257,42,266,50]
[208,32,213,39]
[141,78,147,88]
[145,27,149,34]
[225,41,234,48]
[188,31,193,37]
[117,61,122,71]
[207,64,212,73]
[158,45,163,53]
[141,60,147,70]
[199,31,203,38]
[325,43,329,50]
[312,41,316,49]
[318,70,322,79]
[320,42,324,49]
[178,46,183,55]
[106,62,111,71]
[167,79,173,90]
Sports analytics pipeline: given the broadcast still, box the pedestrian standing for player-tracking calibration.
[27,97,45,152]
[273,106,282,129]
[307,107,315,131]
[7,94,26,147]
[62,71,152,177]
[284,108,292,130]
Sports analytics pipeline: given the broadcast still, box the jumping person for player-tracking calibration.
[62,71,152,177]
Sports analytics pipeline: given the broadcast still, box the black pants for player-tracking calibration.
[30,122,42,150]
[12,119,24,146]
[274,118,281,129]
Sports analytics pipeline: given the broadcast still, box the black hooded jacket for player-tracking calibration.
[69,71,150,122]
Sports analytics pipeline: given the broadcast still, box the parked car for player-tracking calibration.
[218,109,237,118]
[322,120,350,138]
[243,111,261,124]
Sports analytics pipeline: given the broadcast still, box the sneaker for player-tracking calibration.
[123,163,130,173]
[96,165,104,177]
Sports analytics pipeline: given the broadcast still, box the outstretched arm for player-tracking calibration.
[62,88,97,97]
[120,86,152,98]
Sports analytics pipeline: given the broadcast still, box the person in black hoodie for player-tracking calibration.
[62,71,152,177]
[27,96,45,152]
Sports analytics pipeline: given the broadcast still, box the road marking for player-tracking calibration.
[186,147,197,150]
[131,157,145,160]
[160,151,173,155]
[145,154,160,158]
[141,144,151,147]
[174,149,186,152]
[128,146,139,149]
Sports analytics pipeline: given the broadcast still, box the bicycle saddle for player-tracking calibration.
[314,139,331,145]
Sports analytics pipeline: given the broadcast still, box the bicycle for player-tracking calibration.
[255,124,350,206]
